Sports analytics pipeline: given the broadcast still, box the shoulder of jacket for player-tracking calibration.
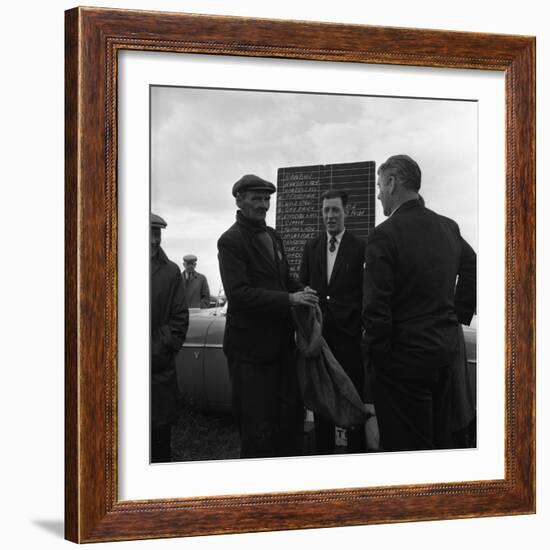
[266,226,282,239]
[366,222,397,253]
[218,223,241,245]
[370,218,392,236]
[344,230,365,245]
[305,233,324,248]
[432,210,460,232]
[165,259,182,276]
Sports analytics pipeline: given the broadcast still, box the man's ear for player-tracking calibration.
[388,175,397,194]
[235,191,246,209]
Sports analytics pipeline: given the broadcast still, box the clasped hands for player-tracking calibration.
[289,286,319,307]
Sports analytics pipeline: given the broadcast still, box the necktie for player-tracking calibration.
[329,235,337,253]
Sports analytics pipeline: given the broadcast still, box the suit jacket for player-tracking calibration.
[182,271,211,308]
[217,212,302,364]
[363,199,473,369]
[299,230,365,339]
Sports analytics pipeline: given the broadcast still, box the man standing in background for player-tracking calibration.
[182,254,211,308]
[217,174,318,458]
[299,189,367,454]
[151,214,189,462]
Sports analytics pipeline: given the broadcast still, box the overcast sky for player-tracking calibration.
[151,86,477,295]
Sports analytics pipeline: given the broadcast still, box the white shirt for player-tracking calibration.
[326,229,345,283]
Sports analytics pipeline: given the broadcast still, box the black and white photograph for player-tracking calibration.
[4,0,544,546]
[149,85,477,463]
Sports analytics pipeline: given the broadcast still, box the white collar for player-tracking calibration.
[326,229,345,243]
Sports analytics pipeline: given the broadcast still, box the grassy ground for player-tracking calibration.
[171,405,241,462]
[171,404,328,462]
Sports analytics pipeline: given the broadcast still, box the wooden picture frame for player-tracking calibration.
[65,6,535,543]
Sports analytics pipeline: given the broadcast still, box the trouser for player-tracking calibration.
[314,331,367,454]
[150,370,178,463]
[228,354,304,459]
[374,361,453,452]
[151,424,173,463]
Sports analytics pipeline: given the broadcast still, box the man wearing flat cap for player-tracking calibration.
[182,254,211,308]
[218,174,319,458]
[150,213,189,462]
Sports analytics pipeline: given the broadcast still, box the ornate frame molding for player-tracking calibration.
[65,7,535,542]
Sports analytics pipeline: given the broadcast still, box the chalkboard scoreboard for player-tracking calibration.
[275,161,376,276]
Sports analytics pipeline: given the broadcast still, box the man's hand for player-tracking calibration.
[289,288,319,307]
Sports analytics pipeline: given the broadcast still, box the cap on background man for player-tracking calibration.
[150,213,167,228]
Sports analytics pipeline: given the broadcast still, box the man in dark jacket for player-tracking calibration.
[150,213,189,462]
[299,189,367,454]
[363,155,475,452]
[217,174,318,458]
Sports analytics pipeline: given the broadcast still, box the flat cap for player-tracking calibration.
[150,213,167,228]
[183,254,198,262]
[232,174,276,197]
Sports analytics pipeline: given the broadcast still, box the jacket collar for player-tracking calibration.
[235,211,280,275]
[316,230,349,288]
[390,198,422,217]
[151,246,169,275]
[236,210,267,233]
[325,228,346,244]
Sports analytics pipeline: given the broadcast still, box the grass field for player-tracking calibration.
[171,404,321,461]
[171,405,241,462]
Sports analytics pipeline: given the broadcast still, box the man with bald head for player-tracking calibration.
[362,155,476,452]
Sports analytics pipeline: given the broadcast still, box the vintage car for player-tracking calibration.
[175,305,477,413]
[176,306,231,412]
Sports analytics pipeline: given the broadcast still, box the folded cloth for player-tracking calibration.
[292,305,371,429]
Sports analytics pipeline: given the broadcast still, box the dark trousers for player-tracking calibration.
[374,361,453,452]
[314,331,367,454]
[228,354,304,459]
[151,424,172,463]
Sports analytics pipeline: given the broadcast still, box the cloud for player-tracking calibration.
[151,87,479,292]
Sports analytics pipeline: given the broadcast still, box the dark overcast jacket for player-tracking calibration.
[151,248,189,427]
[362,199,474,370]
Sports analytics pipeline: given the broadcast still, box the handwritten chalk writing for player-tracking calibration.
[346,204,368,217]
[278,193,317,200]
[280,233,316,240]
[283,172,317,182]
[276,161,376,274]
[277,206,314,214]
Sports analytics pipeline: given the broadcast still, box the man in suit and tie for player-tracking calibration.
[299,189,367,454]
[363,154,475,451]
[218,174,319,458]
